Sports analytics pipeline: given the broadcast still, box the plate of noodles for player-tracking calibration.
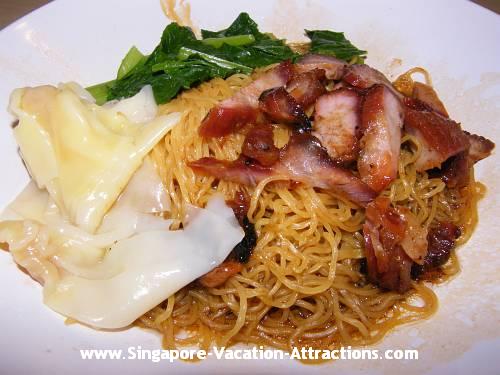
[0,0,499,374]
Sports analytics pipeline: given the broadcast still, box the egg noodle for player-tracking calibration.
[140,68,483,362]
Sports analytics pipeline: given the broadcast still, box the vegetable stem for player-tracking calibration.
[201,34,255,48]
[86,80,115,105]
[117,46,146,80]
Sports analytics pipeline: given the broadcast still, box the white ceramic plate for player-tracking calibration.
[0,0,499,374]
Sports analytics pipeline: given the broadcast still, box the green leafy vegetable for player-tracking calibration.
[116,46,146,80]
[199,13,296,68]
[201,12,260,38]
[87,12,366,105]
[158,23,198,55]
[86,80,115,105]
[102,13,296,104]
[148,57,246,103]
[201,34,255,48]
[305,29,366,61]
[177,47,253,74]
[151,60,189,73]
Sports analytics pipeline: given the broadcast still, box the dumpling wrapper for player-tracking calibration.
[8,84,180,233]
[0,161,244,329]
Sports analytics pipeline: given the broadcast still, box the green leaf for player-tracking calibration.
[152,58,233,77]
[305,29,366,61]
[177,47,253,74]
[201,12,260,38]
[107,69,154,102]
[158,22,197,55]
[151,60,189,73]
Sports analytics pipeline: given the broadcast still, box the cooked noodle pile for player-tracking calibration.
[139,69,483,360]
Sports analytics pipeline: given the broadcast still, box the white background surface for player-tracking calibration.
[0,0,499,374]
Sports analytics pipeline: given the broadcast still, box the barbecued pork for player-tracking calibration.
[312,88,361,164]
[295,54,346,80]
[190,132,376,207]
[199,61,294,137]
[358,85,404,192]
[404,107,470,172]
